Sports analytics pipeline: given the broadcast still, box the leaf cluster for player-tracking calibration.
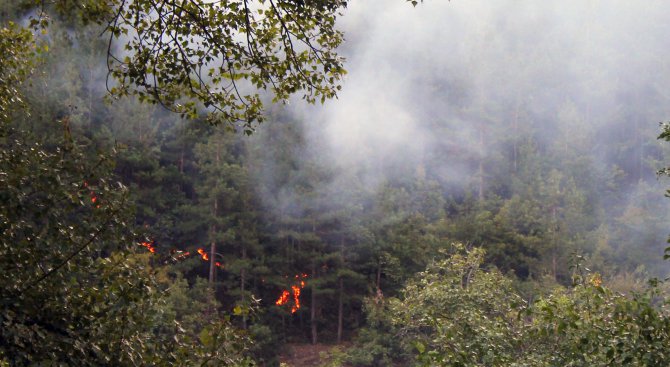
[101,0,347,131]
[356,245,670,367]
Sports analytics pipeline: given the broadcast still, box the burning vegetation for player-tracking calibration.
[139,241,156,253]
[137,243,222,268]
[276,273,308,314]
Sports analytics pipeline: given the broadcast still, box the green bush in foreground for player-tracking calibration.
[351,245,670,367]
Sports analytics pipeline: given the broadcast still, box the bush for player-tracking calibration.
[353,245,670,366]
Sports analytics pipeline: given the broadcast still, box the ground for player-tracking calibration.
[278,343,348,367]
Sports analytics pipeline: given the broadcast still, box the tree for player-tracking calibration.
[16,0,426,132]
[193,127,263,329]
[656,122,670,260]
[20,0,345,131]
[355,245,670,367]
[521,274,670,366]
[389,245,525,366]
[0,21,255,365]
[0,22,36,122]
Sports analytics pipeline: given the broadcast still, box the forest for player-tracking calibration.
[3,0,670,366]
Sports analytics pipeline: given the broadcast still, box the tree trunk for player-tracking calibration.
[241,246,247,329]
[338,236,345,344]
[337,277,344,344]
[513,98,520,173]
[311,263,318,345]
[88,62,94,129]
[209,222,216,284]
[376,259,382,292]
[281,314,286,342]
[478,125,485,201]
[179,120,186,174]
[551,207,557,282]
[209,140,221,284]
[179,149,184,174]
[636,115,643,181]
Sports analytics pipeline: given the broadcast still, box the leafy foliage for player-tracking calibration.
[5,2,670,365]
[353,246,670,367]
[107,0,347,131]
[17,0,429,131]
[0,117,150,363]
[523,276,670,366]
[0,22,37,121]
[389,245,525,366]
[0,21,254,364]
[0,120,256,365]
[17,0,349,131]
[657,122,670,260]
[345,294,407,367]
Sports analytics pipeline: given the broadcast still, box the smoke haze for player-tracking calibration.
[304,0,670,178]
[250,0,670,274]
[12,0,670,275]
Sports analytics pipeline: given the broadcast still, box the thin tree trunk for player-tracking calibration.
[636,116,643,181]
[338,236,345,344]
[337,277,344,344]
[241,246,247,329]
[88,62,94,129]
[551,207,557,282]
[209,197,218,283]
[281,314,286,342]
[209,222,216,284]
[209,139,221,284]
[311,263,318,345]
[513,98,520,173]
[552,255,557,282]
[376,259,382,291]
[179,149,184,174]
[478,125,485,201]
[179,120,185,174]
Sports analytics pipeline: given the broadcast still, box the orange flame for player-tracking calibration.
[139,241,156,253]
[291,285,301,313]
[275,290,291,306]
[196,248,223,268]
[83,181,99,206]
[276,273,308,314]
[136,239,224,269]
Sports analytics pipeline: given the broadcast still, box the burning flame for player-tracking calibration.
[83,181,100,207]
[275,273,308,314]
[291,285,301,313]
[139,241,156,253]
[136,242,223,268]
[275,290,290,306]
[197,248,209,261]
[196,248,223,268]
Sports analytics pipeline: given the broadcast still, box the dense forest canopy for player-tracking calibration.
[3,0,670,366]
